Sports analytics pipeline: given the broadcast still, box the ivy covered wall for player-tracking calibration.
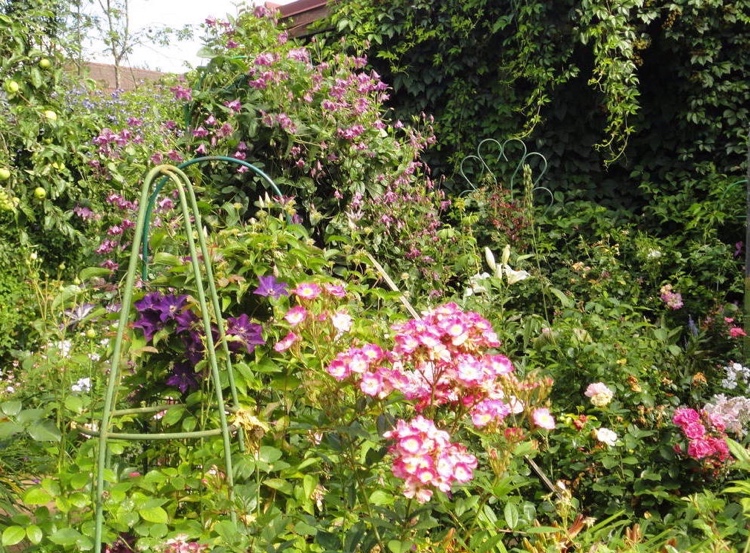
[319,0,749,211]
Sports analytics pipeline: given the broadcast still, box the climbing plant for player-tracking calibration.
[322,0,749,206]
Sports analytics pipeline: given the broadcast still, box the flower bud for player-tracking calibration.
[484,247,496,271]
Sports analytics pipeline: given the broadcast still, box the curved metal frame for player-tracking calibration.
[93,159,280,551]
[459,138,554,210]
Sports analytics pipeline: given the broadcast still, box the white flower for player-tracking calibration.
[722,362,750,391]
[595,427,618,447]
[71,377,91,393]
[508,396,525,414]
[503,265,530,285]
[501,244,511,266]
[484,246,530,284]
[56,340,72,358]
[464,272,491,297]
[646,249,662,259]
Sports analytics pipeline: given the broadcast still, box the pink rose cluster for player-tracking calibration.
[326,302,549,430]
[324,302,555,501]
[672,407,729,464]
[725,317,747,339]
[384,416,478,503]
[160,535,210,553]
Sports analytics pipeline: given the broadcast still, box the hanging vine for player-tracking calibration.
[322,0,749,198]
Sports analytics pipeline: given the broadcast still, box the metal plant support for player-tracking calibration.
[459,138,553,211]
[91,159,283,552]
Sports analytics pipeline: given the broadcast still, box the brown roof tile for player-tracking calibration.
[80,62,170,92]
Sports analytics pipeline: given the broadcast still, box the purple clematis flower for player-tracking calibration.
[132,311,161,341]
[133,292,191,341]
[181,331,206,367]
[253,275,289,299]
[156,294,189,322]
[175,308,200,334]
[166,362,200,394]
[225,314,265,354]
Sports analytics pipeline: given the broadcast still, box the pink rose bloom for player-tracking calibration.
[293,282,322,300]
[672,407,701,428]
[532,408,556,430]
[708,437,730,461]
[283,306,307,326]
[687,438,714,460]
[682,421,706,440]
[274,332,299,352]
[326,358,349,380]
[359,371,384,397]
[730,327,747,338]
[323,282,347,298]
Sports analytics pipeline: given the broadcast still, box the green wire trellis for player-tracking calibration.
[459,138,554,211]
[92,159,282,552]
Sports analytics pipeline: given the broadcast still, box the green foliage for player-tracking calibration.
[323,0,749,209]
[1,1,93,260]
[176,9,429,229]
[1,3,750,552]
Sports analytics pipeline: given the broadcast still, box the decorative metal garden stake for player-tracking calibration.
[458,137,553,211]
[91,162,279,552]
